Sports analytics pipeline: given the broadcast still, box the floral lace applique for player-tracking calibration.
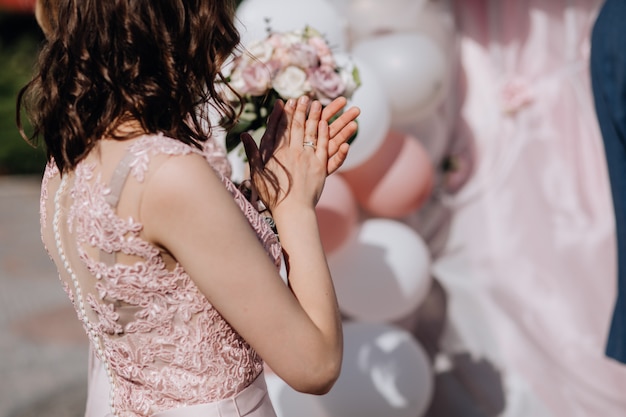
[53,133,279,416]
[40,160,59,232]
[126,134,281,266]
[127,133,205,182]
[61,280,75,305]
[87,293,124,335]
[203,137,232,179]
[221,178,282,268]
[68,163,149,258]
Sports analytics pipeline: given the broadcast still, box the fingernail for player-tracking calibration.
[287,98,296,108]
[298,96,309,105]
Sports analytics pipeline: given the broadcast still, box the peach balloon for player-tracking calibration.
[343,130,435,218]
[315,174,359,254]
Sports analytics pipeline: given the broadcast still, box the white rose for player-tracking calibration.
[339,61,360,99]
[226,67,247,96]
[245,40,274,63]
[282,31,303,47]
[216,83,239,103]
[220,57,235,78]
[216,80,240,103]
[272,66,311,99]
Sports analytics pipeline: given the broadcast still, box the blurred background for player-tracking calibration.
[2,0,626,416]
[0,6,45,175]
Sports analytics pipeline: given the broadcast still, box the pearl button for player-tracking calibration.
[54,175,118,416]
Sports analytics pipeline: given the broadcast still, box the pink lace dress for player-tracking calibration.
[40,134,281,417]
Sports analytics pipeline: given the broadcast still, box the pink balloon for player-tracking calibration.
[315,174,359,254]
[343,130,435,218]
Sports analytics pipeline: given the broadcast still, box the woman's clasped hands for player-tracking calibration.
[241,96,360,215]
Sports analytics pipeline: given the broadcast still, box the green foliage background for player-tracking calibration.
[0,0,245,175]
[0,12,46,175]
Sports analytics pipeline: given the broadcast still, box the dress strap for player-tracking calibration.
[100,150,136,265]
[105,151,136,208]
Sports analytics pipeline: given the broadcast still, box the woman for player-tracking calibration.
[18,1,360,416]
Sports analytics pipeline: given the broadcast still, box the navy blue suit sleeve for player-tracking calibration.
[591,0,626,363]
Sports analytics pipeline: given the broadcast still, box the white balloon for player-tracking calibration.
[265,374,330,417]
[327,0,354,16]
[321,322,434,417]
[352,33,450,125]
[410,0,457,53]
[334,0,428,43]
[236,0,349,51]
[336,55,391,171]
[328,218,432,322]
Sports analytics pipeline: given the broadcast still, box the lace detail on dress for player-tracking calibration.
[125,134,282,267]
[127,133,204,182]
[203,137,232,179]
[62,280,75,305]
[220,179,282,268]
[40,160,59,231]
[45,133,281,417]
[68,163,152,259]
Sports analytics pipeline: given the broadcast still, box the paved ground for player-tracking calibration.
[0,175,87,417]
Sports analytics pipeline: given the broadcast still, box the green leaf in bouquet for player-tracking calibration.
[239,101,259,122]
[352,66,362,89]
[225,129,244,153]
[224,90,282,153]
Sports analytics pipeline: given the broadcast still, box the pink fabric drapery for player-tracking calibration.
[432,0,626,415]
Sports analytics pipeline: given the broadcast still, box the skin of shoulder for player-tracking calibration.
[139,152,339,393]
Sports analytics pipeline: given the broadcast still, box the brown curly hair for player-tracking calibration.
[18,0,241,174]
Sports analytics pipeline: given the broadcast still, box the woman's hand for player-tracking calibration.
[241,96,360,212]
[241,96,330,212]
[322,97,360,175]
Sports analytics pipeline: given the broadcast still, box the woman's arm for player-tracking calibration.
[141,97,358,395]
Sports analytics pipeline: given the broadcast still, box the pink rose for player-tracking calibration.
[308,36,335,67]
[287,43,319,69]
[241,62,272,96]
[272,45,291,67]
[267,33,285,49]
[309,65,346,105]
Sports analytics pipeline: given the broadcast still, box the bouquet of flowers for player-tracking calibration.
[221,26,361,153]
